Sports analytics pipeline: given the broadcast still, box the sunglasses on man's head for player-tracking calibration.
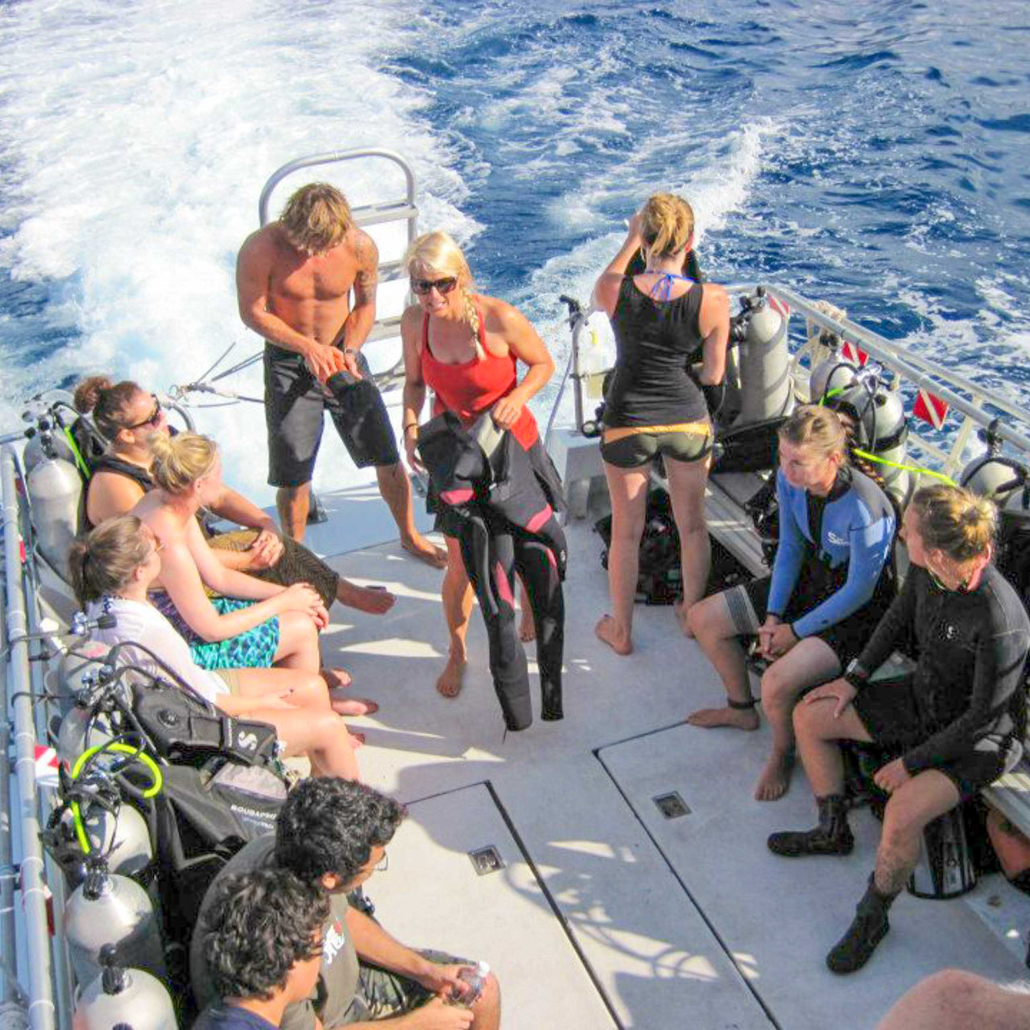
[124,395,163,430]
[410,276,458,296]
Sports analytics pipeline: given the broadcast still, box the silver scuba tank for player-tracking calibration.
[57,703,119,770]
[960,454,1028,508]
[56,799,153,883]
[24,426,77,475]
[73,945,176,1030]
[734,289,793,426]
[27,455,83,579]
[64,858,166,986]
[55,641,110,717]
[832,380,912,508]
[808,354,858,405]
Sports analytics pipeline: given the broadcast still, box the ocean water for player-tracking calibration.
[1,0,1029,502]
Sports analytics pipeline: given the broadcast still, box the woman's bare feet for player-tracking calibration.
[331,697,379,717]
[348,730,365,748]
[436,651,467,698]
[754,750,795,801]
[337,579,396,614]
[321,668,353,690]
[402,532,448,569]
[595,614,632,655]
[686,704,760,731]
[519,609,536,642]
[674,599,695,639]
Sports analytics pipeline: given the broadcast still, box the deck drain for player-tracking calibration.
[653,792,690,819]
[468,846,505,876]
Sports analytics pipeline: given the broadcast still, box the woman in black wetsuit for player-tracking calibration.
[768,484,1030,974]
[592,194,730,657]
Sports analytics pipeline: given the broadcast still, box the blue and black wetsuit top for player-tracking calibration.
[767,466,896,638]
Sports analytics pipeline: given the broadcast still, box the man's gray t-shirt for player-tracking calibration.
[189,836,360,1030]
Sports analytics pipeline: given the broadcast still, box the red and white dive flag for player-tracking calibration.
[767,294,790,321]
[840,340,869,366]
[912,389,949,430]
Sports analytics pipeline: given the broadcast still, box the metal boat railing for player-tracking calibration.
[1,445,56,1030]
[548,283,1030,480]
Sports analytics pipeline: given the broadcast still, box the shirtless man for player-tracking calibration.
[237,182,444,565]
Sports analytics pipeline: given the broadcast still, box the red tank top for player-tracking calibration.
[420,299,538,449]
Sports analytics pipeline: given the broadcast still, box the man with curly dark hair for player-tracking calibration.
[195,869,329,1030]
[191,778,500,1030]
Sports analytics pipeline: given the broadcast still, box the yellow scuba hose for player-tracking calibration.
[69,742,163,855]
[62,425,91,479]
[817,384,956,486]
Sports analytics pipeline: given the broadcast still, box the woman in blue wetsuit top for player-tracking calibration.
[593,194,730,657]
[687,405,896,801]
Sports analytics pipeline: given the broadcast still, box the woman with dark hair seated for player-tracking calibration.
[687,405,896,801]
[769,484,1030,974]
[74,375,394,615]
[68,516,363,779]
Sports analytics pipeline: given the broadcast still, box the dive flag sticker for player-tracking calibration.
[767,294,790,321]
[840,340,869,366]
[912,389,949,430]
[34,745,59,787]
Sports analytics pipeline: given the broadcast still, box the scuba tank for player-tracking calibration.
[827,375,913,508]
[27,452,83,580]
[73,945,176,1030]
[64,855,166,986]
[46,791,153,887]
[808,354,859,406]
[55,641,110,717]
[730,287,793,427]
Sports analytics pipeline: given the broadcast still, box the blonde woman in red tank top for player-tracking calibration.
[401,231,555,700]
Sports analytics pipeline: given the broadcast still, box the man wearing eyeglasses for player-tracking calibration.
[237,182,445,567]
[191,778,501,1030]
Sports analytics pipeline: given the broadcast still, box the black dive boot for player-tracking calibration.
[767,794,854,857]
[826,874,897,974]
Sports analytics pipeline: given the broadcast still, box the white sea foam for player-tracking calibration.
[0,0,477,502]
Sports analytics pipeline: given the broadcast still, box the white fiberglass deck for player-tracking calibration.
[303,483,1029,1030]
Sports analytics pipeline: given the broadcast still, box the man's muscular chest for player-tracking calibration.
[272,246,357,304]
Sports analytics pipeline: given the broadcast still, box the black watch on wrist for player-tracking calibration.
[843,659,866,690]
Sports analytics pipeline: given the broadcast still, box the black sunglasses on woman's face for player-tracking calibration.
[124,395,162,430]
[410,277,458,296]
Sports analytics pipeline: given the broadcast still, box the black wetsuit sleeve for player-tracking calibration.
[851,566,918,678]
[902,587,1029,776]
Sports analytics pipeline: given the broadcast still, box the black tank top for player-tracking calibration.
[603,274,707,427]
[82,455,155,531]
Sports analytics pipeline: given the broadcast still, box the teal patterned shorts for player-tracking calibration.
[152,593,281,670]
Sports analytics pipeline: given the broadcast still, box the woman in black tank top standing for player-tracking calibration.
[593,194,730,656]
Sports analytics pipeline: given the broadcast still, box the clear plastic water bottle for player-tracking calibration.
[447,961,490,1008]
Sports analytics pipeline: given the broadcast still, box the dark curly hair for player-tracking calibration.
[274,778,406,885]
[201,868,329,1001]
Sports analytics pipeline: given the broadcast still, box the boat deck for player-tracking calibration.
[301,478,1030,1030]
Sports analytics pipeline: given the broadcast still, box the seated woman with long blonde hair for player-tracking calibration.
[129,432,371,715]
[68,516,361,779]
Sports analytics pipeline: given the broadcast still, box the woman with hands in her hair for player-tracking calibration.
[592,193,729,658]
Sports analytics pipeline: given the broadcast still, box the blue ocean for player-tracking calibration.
[1,0,1028,502]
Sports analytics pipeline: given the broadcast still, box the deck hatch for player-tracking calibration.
[468,845,505,876]
[653,791,690,819]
